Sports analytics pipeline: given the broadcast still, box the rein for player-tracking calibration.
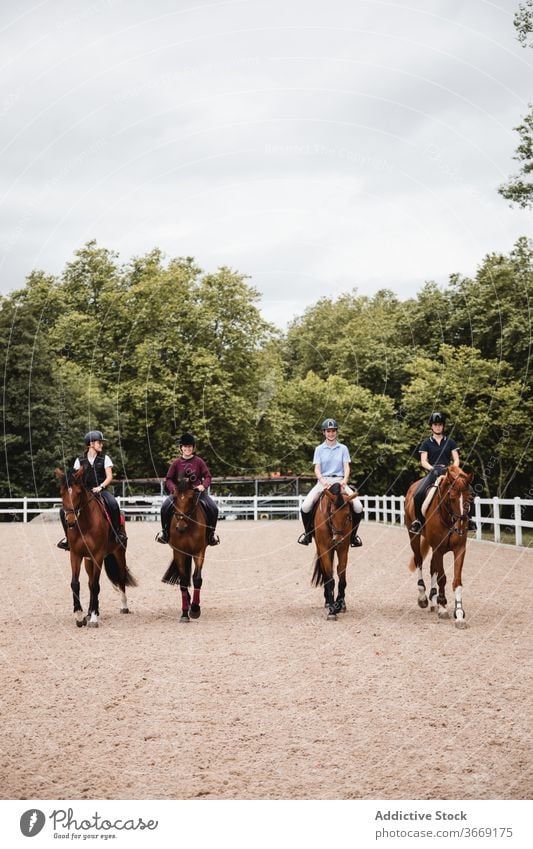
[438,477,471,537]
[324,496,351,545]
[173,491,200,523]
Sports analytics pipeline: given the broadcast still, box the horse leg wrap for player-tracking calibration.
[71,580,82,611]
[181,589,190,611]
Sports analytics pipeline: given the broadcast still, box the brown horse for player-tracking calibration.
[405,465,473,627]
[161,476,208,622]
[311,483,358,620]
[56,468,137,627]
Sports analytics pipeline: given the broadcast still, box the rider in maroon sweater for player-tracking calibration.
[156,433,220,546]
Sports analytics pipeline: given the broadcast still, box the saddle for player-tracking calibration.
[421,474,445,517]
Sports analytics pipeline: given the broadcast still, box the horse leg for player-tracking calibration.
[86,558,102,628]
[452,545,467,629]
[70,554,85,627]
[321,551,336,620]
[430,550,448,619]
[334,552,348,613]
[414,535,430,608]
[189,555,204,620]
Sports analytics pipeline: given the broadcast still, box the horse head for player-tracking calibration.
[55,467,87,526]
[442,466,474,534]
[323,484,357,544]
[173,476,199,532]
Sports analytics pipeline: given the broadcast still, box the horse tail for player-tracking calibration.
[312,556,325,587]
[161,555,192,586]
[407,535,430,572]
[104,553,138,587]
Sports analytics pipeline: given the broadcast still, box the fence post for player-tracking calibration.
[23,496,28,523]
[474,497,482,540]
[363,495,369,522]
[492,496,500,543]
[514,497,523,547]
[253,496,258,521]
[400,495,405,527]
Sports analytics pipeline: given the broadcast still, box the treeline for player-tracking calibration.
[1,239,531,498]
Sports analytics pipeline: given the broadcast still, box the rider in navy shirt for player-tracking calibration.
[409,412,459,534]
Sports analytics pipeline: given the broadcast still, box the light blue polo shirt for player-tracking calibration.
[312,441,350,477]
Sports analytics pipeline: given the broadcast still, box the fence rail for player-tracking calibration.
[1,494,532,546]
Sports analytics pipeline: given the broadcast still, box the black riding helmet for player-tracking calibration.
[428,412,446,426]
[321,418,338,430]
[84,430,105,444]
[179,432,196,447]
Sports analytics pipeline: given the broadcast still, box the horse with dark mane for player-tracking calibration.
[405,464,473,627]
[56,468,137,627]
[311,483,358,620]
[161,475,209,622]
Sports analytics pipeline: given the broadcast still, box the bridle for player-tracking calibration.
[173,490,200,525]
[439,475,472,536]
[62,485,94,526]
[324,497,352,546]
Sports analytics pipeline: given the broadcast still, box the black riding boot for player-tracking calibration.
[57,508,69,550]
[157,497,173,544]
[101,492,127,547]
[298,509,314,545]
[350,511,363,547]
[200,493,220,545]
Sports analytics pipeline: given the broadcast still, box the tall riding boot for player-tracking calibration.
[350,511,363,547]
[297,509,314,545]
[157,498,173,544]
[57,508,70,550]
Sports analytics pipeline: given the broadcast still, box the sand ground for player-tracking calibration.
[1,519,531,800]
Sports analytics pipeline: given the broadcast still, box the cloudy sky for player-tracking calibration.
[0,0,531,326]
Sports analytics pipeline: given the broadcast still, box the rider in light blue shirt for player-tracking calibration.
[298,418,363,547]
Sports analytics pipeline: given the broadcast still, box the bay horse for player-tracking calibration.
[405,465,473,628]
[56,468,137,627]
[311,483,358,620]
[161,475,208,622]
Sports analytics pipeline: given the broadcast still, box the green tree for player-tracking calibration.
[499,3,533,206]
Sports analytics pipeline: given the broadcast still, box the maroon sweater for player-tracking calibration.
[165,455,213,494]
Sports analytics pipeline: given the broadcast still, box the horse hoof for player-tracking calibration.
[180,614,190,623]
[189,606,201,619]
[87,620,99,628]
[120,608,130,614]
[455,618,467,629]
[75,618,86,628]
[418,597,429,609]
[326,610,337,620]
[437,609,449,620]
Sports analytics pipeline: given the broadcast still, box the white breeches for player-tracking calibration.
[301,478,363,514]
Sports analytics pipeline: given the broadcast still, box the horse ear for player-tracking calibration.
[345,491,359,502]
[55,468,66,483]
[74,467,84,481]
[324,489,337,503]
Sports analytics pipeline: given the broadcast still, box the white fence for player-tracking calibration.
[1,494,532,547]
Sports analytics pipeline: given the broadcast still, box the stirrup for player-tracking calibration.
[350,534,362,548]
[57,538,69,551]
[297,532,312,546]
[207,533,220,546]
[156,531,169,544]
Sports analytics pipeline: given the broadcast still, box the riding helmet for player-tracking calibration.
[428,412,446,426]
[321,418,338,430]
[84,430,105,444]
[179,432,196,447]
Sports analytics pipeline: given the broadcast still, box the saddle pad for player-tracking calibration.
[421,475,445,517]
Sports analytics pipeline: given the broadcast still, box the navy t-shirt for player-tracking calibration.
[419,435,458,467]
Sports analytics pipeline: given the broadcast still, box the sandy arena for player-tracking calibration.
[1,519,531,800]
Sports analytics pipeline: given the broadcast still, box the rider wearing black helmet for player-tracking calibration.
[156,433,220,546]
[57,431,127,550]
[409,412,459,534]
[298,417,363,547]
